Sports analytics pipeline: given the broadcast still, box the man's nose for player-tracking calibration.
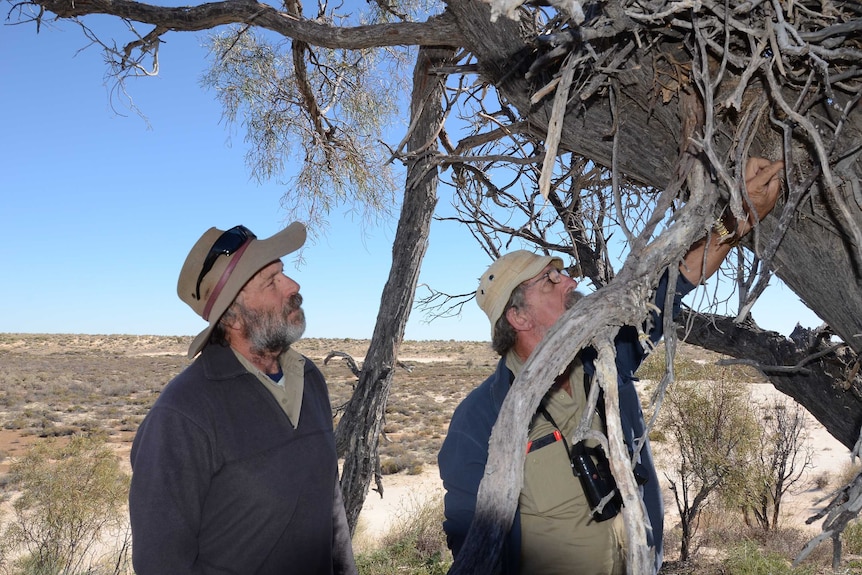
[281,274,300,294]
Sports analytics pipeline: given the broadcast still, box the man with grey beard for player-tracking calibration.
[129,223,356,575]
[439,158,784,575]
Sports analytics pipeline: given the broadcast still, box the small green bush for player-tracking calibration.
[380,455,424,475]
[639,347,762,383]
[356,498,451,575]
[723,541,815,575]
[0,434,131,575]
[843,520,862,555]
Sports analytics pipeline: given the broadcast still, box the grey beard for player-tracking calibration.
[565,289,585,309]
[241,294,306,356]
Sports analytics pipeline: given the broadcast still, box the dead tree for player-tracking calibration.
[10,0,862,569]
[334,46,453,531]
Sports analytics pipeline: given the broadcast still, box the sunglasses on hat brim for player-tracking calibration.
[194,225,257,300]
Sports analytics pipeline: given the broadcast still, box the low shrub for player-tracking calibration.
[723,540,815,575]
[0,434,131,575]
[355,497,451,575]
[380,455,424,476]
[843,520,862,555]
[837,460,862,487]
[812,471,831,490]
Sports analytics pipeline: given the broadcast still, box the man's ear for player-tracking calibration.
[222,298,245,333]
[505,305,532,332]
[223,314,243,332]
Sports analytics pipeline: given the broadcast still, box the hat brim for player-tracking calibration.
[187,222,306,358]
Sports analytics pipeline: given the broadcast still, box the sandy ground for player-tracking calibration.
[353,382,854,550]
[353,466,446,551]
[746,383,854,525]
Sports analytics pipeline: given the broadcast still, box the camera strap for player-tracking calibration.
[531,370,624,522]
[533,369,607,438]
[532,367,604,474]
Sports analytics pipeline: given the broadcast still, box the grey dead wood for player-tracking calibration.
[13,0,862,569]
[333,45,453,531]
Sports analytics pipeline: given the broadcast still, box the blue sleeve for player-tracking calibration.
[438,427,488,557]
[438,400,521,573]
[615,269,696,378]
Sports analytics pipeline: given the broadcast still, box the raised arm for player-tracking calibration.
[679,157,784,285]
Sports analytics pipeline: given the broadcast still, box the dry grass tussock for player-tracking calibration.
[0,333,859,574]
[0,334,496,474]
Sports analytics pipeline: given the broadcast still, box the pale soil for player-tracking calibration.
[352,466,446,552]
[353,383,852,549]
[0,333,855,569]
[746,383,853,525]
[0,334,493,551]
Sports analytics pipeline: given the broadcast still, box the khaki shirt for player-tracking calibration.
[508,351,626,575]
[233,347,305,429]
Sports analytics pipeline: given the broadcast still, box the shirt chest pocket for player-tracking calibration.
[520,440,586,516]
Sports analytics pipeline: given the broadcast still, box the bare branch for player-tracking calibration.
[23,0,463,49]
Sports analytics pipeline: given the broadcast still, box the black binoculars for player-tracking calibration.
[570,442,624,522]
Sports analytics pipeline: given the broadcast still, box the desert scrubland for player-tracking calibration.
[0,333,857,574]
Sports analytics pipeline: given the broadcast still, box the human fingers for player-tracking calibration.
[744,156,773,180]
[746,160,784,193]
[744,160,784,221]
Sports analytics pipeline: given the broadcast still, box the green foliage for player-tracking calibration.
[732,398,812,531]
[842,520,862,555]
[639,347,763,383]
[380,455,424,476]
[659,376,761,560]
[0,434,131,575]
[355,498,451,575]
[201,28,400,232]
[722,541,815,575]
[663,377,760,486]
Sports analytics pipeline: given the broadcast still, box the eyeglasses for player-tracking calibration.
[525,267,568,289]
[194,225,257,300]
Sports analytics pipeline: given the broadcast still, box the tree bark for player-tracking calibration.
[443,0,862,443]
[35,0,463,49]
[334,45,451,531]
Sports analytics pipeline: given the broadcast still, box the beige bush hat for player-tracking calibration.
[476,250,563,337]
[177,222,307,358]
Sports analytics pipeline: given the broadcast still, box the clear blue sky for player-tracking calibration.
[1,17,821,342]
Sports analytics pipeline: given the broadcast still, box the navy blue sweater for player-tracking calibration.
[129,343,354,574]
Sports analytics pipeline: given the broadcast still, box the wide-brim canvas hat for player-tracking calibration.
[177,222,307,358]
[476,250,563,338]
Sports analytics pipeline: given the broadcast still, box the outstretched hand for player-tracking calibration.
[679,156,784,285]
[738,157,784,236]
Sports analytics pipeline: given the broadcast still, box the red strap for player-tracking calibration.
[202,239,252,321]
[526,429,563,454]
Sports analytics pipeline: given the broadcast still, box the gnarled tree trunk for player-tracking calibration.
[443,0,862,445]
[334,46,453,531]
[443,0,862,355]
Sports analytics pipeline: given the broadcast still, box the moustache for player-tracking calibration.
[287,293,303,311]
